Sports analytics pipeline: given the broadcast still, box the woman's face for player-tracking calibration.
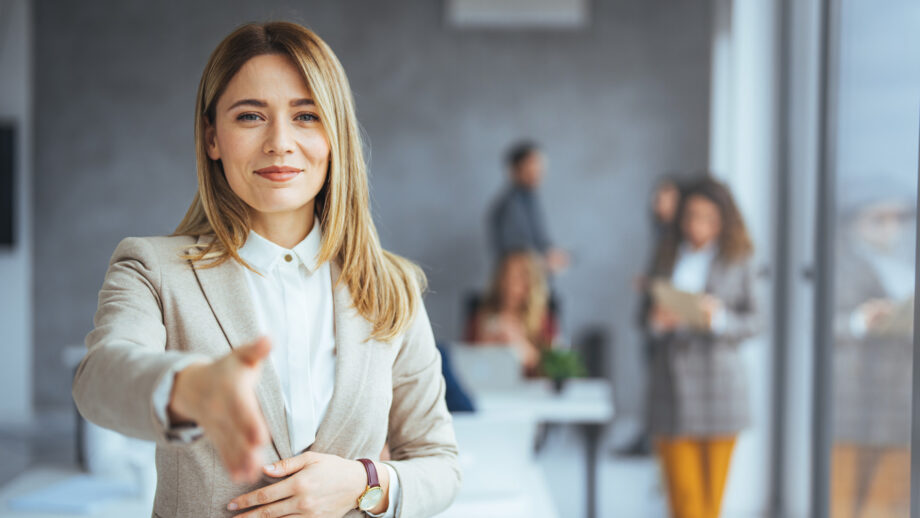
[499,255,531,310]
[853,200,913,252]
[206,53,330,222]
[682,195,722,249]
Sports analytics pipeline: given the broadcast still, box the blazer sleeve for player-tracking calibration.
[710,259,762,343]
[72,237,212,445]
[382,297,462,518]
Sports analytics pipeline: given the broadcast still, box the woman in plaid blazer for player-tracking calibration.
[830,190,914,518]
[640,177,762,518]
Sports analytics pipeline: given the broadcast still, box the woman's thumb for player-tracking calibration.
[235,336,272,366]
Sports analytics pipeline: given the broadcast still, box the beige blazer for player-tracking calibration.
[72,235,461,518]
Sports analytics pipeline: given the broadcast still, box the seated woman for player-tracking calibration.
[467,250,557,376]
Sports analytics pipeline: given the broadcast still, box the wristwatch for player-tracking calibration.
[355,458,384,512]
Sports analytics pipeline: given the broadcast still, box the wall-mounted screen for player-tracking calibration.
[0,124,14,246]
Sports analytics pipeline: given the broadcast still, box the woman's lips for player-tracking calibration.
[254,165,302,182]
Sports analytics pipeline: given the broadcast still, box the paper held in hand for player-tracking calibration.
[650,278,709,330]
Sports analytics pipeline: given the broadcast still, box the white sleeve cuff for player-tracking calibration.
[849,308,869,339]
[151,357,207,443]
[366,464,400,518]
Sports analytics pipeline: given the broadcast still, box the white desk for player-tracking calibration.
[469,378,614,424]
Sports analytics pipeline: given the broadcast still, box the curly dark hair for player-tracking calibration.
[653,177,754,274]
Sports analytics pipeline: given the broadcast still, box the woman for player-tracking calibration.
[831,186,914,518]
[72,22,460,518]
[642,177,761,518]
[467,250,557,376]
[623,175,684,456]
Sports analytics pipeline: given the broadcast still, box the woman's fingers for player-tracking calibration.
[232,497,301,517]
[264,451,316,477]
[229,476,298,511]
[231,387,270,447]
[206,380,269,483]
[212,418,261,484]
[185,339,274,483]
[234,336,272,367]
[209,423,247,483]
[227,403,268,482]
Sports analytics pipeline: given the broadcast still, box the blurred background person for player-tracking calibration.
[489,140,570,276]
[642,177,761,518]
[651,176,683,238]
[831,181,916,518]
[466,249,559,377]
[621,175,685,456]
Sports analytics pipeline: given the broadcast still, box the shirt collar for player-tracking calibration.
[239,216,323,274]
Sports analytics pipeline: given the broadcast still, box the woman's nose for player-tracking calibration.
[263,120,295,155]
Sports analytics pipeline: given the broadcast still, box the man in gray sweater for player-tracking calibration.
[489,141,569,273]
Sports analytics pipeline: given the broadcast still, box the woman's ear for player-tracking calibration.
[204,118,220,161]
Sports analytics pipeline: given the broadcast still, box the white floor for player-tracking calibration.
[0,412,772,518]
[537,425,668,518]
[0,424,667,518]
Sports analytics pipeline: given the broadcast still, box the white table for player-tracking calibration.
[469,378,614,424]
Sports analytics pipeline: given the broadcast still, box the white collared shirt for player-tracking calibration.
[152,217,399,517]
[238,220,336,454]
[671,241,717,293]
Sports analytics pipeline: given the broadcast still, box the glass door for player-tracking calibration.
[815,1,920,517]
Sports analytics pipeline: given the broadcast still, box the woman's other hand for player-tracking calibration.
[168,336,273,484]
[650,304,682,332]
[228,452,390,517]
[858,298,896,331]
[700,295,724,331]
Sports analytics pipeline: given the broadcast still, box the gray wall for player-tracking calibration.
[33,0,712,416]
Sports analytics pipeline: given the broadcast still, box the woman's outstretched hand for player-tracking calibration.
[227,452,390,517]
[167,336,273,484]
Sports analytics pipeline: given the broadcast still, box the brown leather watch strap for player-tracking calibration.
[357,458,380,488]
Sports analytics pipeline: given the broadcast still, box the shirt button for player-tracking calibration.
[284,254,293,263]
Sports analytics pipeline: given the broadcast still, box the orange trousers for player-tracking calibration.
[655,436,737,518]
[831,444,909,518]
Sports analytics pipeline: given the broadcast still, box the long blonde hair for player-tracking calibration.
[174,21,425,341]
[484,251,550,345]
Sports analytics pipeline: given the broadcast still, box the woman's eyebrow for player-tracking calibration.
[226,98,315,111]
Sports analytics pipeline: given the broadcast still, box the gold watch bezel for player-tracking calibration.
[357,484,384,511]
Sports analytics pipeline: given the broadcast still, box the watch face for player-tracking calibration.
[358,486,384,511]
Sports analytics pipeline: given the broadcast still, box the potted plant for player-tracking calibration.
[539,348,587,393]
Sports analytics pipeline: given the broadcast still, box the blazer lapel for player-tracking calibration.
[309,261,374,455]
[188,235,294,461]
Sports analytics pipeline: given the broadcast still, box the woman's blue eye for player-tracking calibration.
[237,113,261,122]
[296,113,319,122]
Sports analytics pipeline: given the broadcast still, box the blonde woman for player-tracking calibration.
[468,250,557,376]
[72,22,460,518]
